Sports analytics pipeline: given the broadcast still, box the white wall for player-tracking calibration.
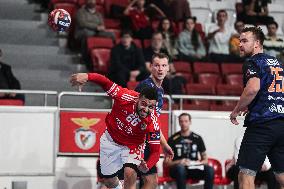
[0,107,246,189]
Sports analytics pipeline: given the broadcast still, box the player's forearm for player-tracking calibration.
[146,144,160,169]
[234,85,258,112]
[87,73,114,91]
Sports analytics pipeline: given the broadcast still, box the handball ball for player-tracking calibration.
[48,9,71,32]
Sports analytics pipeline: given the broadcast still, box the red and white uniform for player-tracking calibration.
[88,73,161,175]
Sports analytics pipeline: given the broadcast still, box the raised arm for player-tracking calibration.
[70,73,114,92]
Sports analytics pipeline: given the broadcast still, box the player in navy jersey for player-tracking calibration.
[230,27,284,189]
[135,53,174,189]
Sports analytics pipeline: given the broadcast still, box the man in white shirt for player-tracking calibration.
[226,134,279,189]
[207,9,235,63]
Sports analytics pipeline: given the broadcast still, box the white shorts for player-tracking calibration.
[100,130,144,176]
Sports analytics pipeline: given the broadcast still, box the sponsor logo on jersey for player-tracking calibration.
[72,117,100,150]
[267,58,280,66]
[269,103,284,113]
[149,131,160,141]
[268,95,284,101]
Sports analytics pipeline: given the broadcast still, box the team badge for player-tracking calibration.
[141,122,147,130]
[72,117,100,150]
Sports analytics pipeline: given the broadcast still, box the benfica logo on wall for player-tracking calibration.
[71,117,100,150]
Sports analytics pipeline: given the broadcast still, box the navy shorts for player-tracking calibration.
[237,118,284,174]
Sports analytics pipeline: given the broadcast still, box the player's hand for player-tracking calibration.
[180,158,190,166]
[163,144,174,160]
[138,159,149,173]
[230,109,240,125]
[70,73,88,91]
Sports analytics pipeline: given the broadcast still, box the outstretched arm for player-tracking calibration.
[70,73,114,92]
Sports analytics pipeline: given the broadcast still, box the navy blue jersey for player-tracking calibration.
[135,77,164,116]
[243,53,284,126]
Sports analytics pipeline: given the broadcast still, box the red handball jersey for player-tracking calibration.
[88,73,161,169]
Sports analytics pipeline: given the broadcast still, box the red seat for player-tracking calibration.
[174,61,192,73]
[90,48,111,74]
[104,18,120,29]
[50,0,77,7]
[179,73,193,83]
[143,39,151,48]
[95,4,105,16]
[87,37,114,51]
[221,63,243,75]
[0,99,24,106]
[132,39,143,49]
[208,158,232,185]
[127,81,139,90]
[225,74,243,86]
[193,62,220,74]
[106,28,120,39]
[186,83,215,95]
[198,73,221,86]
[216,84,243,96]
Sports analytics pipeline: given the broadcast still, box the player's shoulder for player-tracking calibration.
[136,78,155,91]
[191,132,203,140]
[169,131,182,141]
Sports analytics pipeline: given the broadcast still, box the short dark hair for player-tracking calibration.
[120,30,133,38]
[178,113,191,121]
[151,52,169,63]
[267,21,278,29]
[139,87,158,101]
[151,31,163,39]
[217,9,227,17]
[242,27,265,45]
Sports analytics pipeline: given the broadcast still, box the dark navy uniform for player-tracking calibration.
[237,53,284,174]
[135,77,164,175]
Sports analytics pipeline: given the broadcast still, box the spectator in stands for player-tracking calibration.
[75,0,115,68]
[108,30,147,87]
[144,32,187,96]
[264,21,284,62]
[176,17,206,62]
[207,10,235,63]
[0,49,24,102]
[144,0,190,22]
[229,20,245,62]
[226,134,279,189]
[240,0,274,25]
[164,113,214,189]
[157,17,178,59]
[124,0,165,40]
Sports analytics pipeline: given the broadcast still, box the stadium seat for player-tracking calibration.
[225,74,243,86]
[87,37,114,51]
[0,99,24,106]
[179,73,193,83]
[216,84,242,96]
[198,73,221,86]
[143,39,151,48]
[90,48,111,74]
[95,4,105,16]
[186,83,215,95]
[174,61,192,73]
[193,62,220,74]
[104,18,120,29]
[132,39,143,49]
[105,28,121,39]
[221,63,242,75]
[127,81,139,90]
[208,158,231,185]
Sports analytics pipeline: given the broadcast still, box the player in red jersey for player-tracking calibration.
[70,73,161,189]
